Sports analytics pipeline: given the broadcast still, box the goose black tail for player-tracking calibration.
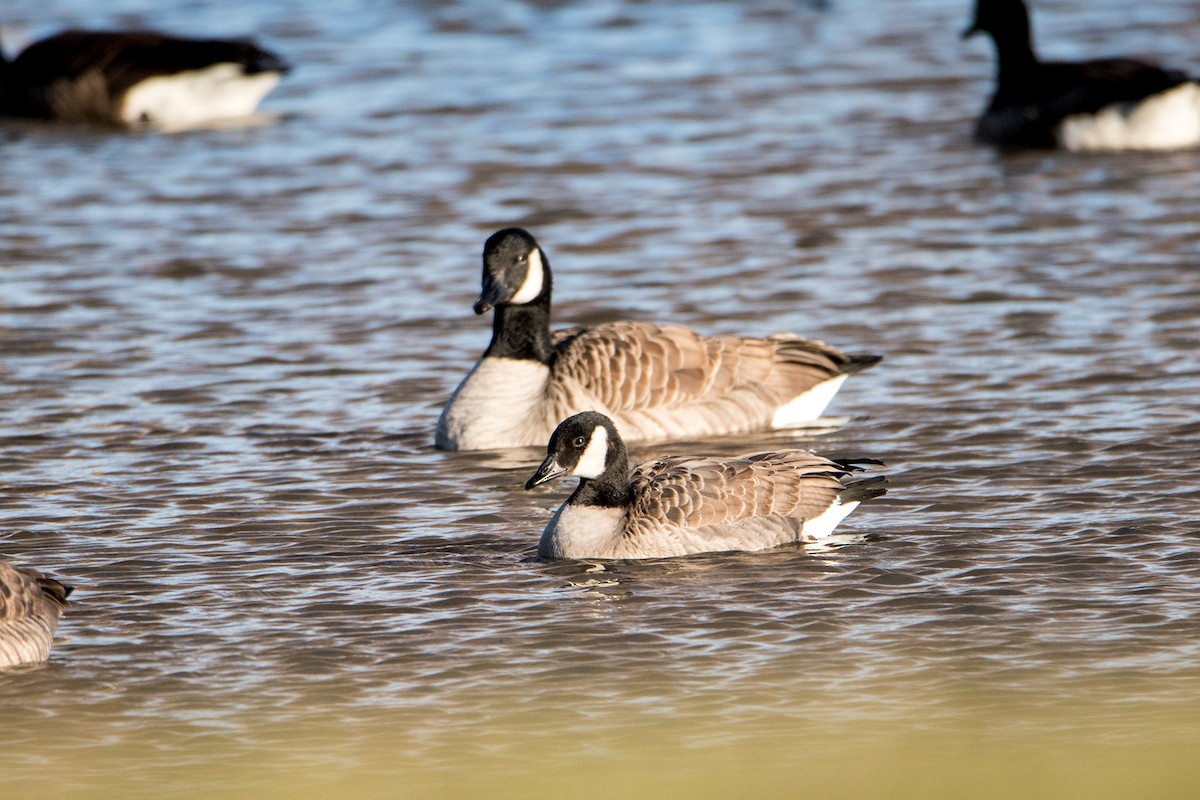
[36,575,74,608]
[840,474,889,504]
[247,46,290,75]
[839,353,883,376]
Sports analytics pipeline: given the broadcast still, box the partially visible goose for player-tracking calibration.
[0,29,289,130]
[525,411,887,560]
[0,562,72,668]
[436,228,881,451]
[963,0,1200,150]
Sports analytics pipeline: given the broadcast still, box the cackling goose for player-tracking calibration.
[525,411,887,560]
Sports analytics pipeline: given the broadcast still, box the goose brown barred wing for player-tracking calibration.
[547,321,858,438]
[626,451,853,532]
[0,564,72,667]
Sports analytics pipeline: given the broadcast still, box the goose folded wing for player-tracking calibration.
[627,452,854,532]
[1045,58,1190,119]
[551,321,848,414]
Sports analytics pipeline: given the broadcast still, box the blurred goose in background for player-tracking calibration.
[525,411,887,560]
[0,29,289,130]
[0,562,72,668]
[963,0,1200,150]
[436,228,881,451]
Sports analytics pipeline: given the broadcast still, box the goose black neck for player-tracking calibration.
[483,292,554,363]
[569,450,634,510]
[988,11,1039,88]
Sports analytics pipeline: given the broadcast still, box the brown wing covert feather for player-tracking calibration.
[0,565,71,621]
[550,321,858,420]
[626,451,854,539]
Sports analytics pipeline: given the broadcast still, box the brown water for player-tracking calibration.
[2,0,1199,796]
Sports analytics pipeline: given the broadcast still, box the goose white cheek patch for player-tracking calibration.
[572,425,609,479]
[508,248,544,305]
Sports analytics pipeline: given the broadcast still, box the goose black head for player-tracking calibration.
[474,227,551,315]
[962,0,1031,42]
[525,411,625,490]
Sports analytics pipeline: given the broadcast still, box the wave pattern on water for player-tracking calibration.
[2,0,1200,791]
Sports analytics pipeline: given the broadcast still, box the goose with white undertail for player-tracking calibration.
[525,411,887,560]
[0,30,289,130]
[0,562,72,668]
[963,0,1200,151]
[436,228,881,451]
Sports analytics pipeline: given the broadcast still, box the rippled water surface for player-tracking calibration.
[3,0,1199,796]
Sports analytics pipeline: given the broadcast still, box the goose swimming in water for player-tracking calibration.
[963,0,1200,150]
[0,562,72,668]
[0,29,289,130]
[436,228,881,451]
[525,411,887,560]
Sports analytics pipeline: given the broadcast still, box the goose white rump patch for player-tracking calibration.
[800,498,860,541]
[771,374,847,428]
[120,64,281,131]
[1059,82,1200,151]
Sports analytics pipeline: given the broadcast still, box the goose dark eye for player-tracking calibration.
[572,436,586,448]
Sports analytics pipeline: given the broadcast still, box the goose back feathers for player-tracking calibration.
[963,0,1200,150]
[436,228,881,450]
[526,411,887,560]
[0,563,72,667]
[0,30,289,129]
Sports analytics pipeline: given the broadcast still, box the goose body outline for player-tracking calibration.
[0,29,289,130]
[963,0,1200,150]
[526,411,887,560]
[437,228,880,451]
